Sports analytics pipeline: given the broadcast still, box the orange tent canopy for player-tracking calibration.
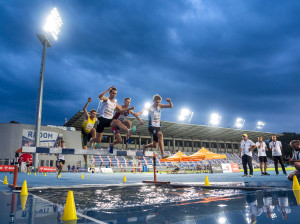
[182,147,226,161]
[160,150,188,162]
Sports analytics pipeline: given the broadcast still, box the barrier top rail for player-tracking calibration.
[19,147,154,157]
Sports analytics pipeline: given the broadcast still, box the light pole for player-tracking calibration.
[33,8,62,170]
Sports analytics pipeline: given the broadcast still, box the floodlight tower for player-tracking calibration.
[234,117,245,130]
[209,113,222,127]
[142,102,151,117]
[178,108,193,124]
[33,8,63,169]
[255,121,265,131]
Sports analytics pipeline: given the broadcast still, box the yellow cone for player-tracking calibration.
[20,180,28,196]
[62,191,77,221]
[205,175,210,186]
[34,172,36,176]
[293,175,300,191]
[123,174,127,182]
[45,173,47,177]
[20,195,28,210]
[3,176,8,185]
[81,173,84,179]
[27,172,29,175]
[38,172,39,174]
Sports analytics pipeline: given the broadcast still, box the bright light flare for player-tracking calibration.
[43,8,63,40]
[144,102,151,109]
[209,113,222,126]
[234,117,245,129]
[256,121,265,130]
[181,108,191,116]
[178,108,193,123]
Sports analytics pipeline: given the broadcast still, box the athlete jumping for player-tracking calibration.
[94,86,136,153]
[142,94,173,159]
[110,97,144,151]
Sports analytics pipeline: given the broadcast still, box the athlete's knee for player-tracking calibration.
[157,132,163,139]
[153,142,158,148]
[124,120,131,127]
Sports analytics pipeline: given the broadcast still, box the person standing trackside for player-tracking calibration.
[269,135,287,175]
[239,134,256,177]
[256,136,270,176]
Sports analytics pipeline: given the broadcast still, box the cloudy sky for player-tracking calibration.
[1,0,300,133]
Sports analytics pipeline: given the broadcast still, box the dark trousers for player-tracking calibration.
[273,156,287,174]
[242,155,253,175]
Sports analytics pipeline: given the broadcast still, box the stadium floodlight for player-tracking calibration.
[142,102,151,117]
[234,117,245,129]
[209,113,222,127]
[256,121,265,131]
[33,7,63,170]
[178,108,193,124]
[43,8,63,40]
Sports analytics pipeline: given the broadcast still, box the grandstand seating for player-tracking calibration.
[88,150,275,170]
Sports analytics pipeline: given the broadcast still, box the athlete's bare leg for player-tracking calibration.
[260,162,263,174]
[111,133,122,147]
[157,131,165,156]
[89,128,96,143]
[94,132,103,143]
[58,162,64,175]
[111,120,130,132]
[264,162,267,173]
[123,120,131,139]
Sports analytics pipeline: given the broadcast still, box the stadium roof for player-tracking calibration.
[64,111,279,142]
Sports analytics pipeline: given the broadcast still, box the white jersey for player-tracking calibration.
[241,139,255,157]
[269,141,282,156]
[58,154,65,160]
[148,105,161,127]
[99,99,116,119]
[256,141,267,157]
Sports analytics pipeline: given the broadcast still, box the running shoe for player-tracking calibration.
[242,174,248,177]
[162,155,170,159]
[109,144,114,154]
[264,172,270,175]
[125,138,134,144]
[276,173,279,175]
[261,173,264,176]
[57,174,61,179]
[249,174,253,177]
[128,126,136,136]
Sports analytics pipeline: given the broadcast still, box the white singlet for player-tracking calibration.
[99,99,116,119]
[148,105,161,127]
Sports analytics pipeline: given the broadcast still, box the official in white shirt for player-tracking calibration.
[239,134,256,177]
[269,135,287,175]
[256,136,270,176]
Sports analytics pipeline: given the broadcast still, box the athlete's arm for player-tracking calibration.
[130,111,144,125]
[98,87,113,101]
[83,97,92,119]
[160,98,173,108]
[116,105,135,113]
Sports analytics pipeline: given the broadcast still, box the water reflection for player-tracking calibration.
[1,186,299,224]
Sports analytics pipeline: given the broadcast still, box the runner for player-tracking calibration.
[287,140,300,181]
[256,136,270,176]
[269,135,287,175]
[110,97,144,151]
[56,140,65,178]
[239,134,256,177]
[94,86,136,153]
[141,94,173,159]
[82,97,98,168]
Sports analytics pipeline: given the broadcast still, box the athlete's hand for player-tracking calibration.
[88,97,92,102]
[130,106,135,110]
[139,120,144,125]
[166,98,171,102]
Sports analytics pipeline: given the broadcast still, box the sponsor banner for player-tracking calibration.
[0,165,15,172]
[231,163,240,172]
[101,168,113,173]
[148,165,153,169]
[221,163,233,173]
[211,164,223,173]
[22,129,62,148]
[39,166,56,172]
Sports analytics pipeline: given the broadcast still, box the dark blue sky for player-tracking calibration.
[1,0,300,133]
